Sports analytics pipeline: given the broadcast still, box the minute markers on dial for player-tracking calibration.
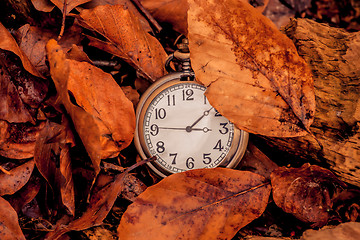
[142,81,238,174]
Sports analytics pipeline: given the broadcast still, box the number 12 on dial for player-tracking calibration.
[135,72,249,177]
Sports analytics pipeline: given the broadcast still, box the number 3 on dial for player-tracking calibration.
[134,73,249,177]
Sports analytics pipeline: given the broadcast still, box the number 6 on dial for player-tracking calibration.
[134,72,249,178]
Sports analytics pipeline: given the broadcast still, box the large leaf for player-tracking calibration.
[0,197,25,240]
[77,4,167,81]
[46,39,135,176]
[188,0,315,137]
[118,168,271,240]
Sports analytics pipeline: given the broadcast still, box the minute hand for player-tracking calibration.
[186,107,213,131]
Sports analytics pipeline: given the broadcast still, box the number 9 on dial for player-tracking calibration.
[134,72,249,177]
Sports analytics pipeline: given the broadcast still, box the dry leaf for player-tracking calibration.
[188,0,315,137]
[51,0,92,14]
[31,0,55,12]
[6,175,42,213]
[333,189,360,222]
[118,168,271,240]
[0,121,46,159]
[46,40,135,176]
[141,0,267,35]
[121,85,140,108]
[0,22,43,78]
[238,142,278,179]
[0,61,33,123]
[67,59,135,151]
[301,222,360,240]
[44,172,127,240]
[0,197,26,240]
[271,163,346,226]
[0,160,34,196]
[120,173,147,202]
[34,120,75,215]
[141,0,188,34]
[16,24,83,75]
[77,4,167,81]
[32,0,92,14]
[79,0,153,32]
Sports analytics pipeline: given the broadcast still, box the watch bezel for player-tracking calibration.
[134,72,249,177]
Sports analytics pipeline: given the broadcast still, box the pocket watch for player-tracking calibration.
[134,39,249,178]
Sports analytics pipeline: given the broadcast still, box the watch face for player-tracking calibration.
[140,80,238,175]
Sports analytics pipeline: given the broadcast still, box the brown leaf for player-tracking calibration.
[140,0,269,35]
[16,24,83,76]
[77,4,167,81]
[34,120,75,215]
[6,175,42,213]
[79,0,153,32]
[0,160,34,196]
[0,121,46,159]
[1,48,48,110]
[0,22,43,78]
[0,59,33,123]
[31,0,55,12]
[188,0,315,137]
[121,85,140,108]
[0,197,26,240]
[37,0,92,14]
[118,168,271,240]
[333,189,360,222]
[301,222,360,240]
[44,172,127,240]
[238,142,278,179]
[141,0,188,34]
[67,59,135,151]
[46,40,135,175]
[120,173,147,202]
[270,163,346,226]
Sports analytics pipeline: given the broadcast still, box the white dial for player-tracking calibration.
[135,73,249,177]
[143,81,235,174]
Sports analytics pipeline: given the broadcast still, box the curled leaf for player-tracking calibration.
[77,4,167,81]
[0,22,43,78]
[188,0,315,137]
[16,24,83,75]
[118,168,271,240]
[271,163,346,226]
